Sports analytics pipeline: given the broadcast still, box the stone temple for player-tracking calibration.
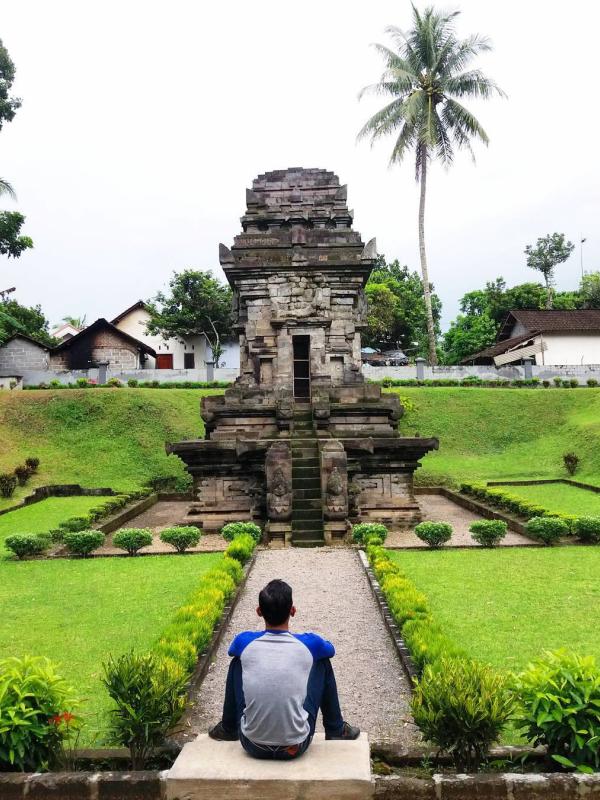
[168,168,438,545]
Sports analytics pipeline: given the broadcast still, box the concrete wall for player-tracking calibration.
[114,306,208,369]
[0,375,23,390]
[362,363,600,381]
[0,337,49,371]
[535,333,600,366]
[17,366,238,386]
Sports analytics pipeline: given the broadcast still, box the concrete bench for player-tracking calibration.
[167,732,372,800]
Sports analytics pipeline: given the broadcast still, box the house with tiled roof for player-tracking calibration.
[461,309,600,366]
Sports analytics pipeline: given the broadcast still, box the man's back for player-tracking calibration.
[229,630,334,746]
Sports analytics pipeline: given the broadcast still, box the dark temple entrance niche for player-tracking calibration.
[293,335,311,400]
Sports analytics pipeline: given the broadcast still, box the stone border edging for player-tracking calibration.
[414,486,530,536]
[374,772,600,798]
[0,769,168,798]
[488,477,600,494]
[357,549,419,685]
[96,493,159,534]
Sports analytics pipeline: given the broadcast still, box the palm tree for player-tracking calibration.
[0,179,16,200]
[358,5,504,364]
[62,315,87,330]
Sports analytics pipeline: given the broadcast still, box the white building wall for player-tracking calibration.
[534,333,600,366]
[114,307,208,369]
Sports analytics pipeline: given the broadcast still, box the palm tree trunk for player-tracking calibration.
[545,275,553,309]
[418,147,438,365]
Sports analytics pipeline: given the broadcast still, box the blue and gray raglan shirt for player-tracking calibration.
[228,630,335,746]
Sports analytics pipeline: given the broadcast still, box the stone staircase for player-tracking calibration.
[291,408,324,547]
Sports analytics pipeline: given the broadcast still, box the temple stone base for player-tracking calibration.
[166,733,373,800]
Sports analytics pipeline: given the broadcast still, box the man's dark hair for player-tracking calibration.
[259,579,293,626]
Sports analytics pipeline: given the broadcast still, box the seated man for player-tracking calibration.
[209,578,359,760]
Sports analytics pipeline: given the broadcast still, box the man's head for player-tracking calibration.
[257,579,295,628]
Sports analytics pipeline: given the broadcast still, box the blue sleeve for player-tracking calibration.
[295,632,335,660]
[228,631,265,657]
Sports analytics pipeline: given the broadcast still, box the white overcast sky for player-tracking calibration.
[1,0,598,330]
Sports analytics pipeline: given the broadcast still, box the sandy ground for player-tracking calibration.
[178,548,419,748]
[386,493,535,548]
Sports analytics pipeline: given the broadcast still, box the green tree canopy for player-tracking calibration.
[0,211,33,259]
[0,299,56,347]
[580,272,600,309]
[442,313,498,365]
[358,5,504,364]
[146,269,233,367]
[0,39,21,131]
[525,233,574,308]
[364,256,442,355]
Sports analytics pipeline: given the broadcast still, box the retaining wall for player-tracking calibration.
[363,363,600,381]
[15,367,236,387]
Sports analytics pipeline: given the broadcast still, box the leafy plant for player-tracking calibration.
[5,533,50,559]
[469,519,508,547]
[587,379,598,388]
[526,516,569,545]
[224,533,256,564]
[572,517,600,544]
[106,377,122,387]
[13,464,31,486]
[159,526,201,553]
[563,452,580,476]
[103,651,186,769]
[411,657,513,772]
[570,379,579,388]
[0,656,79,772]
[351,522,388,546]
[414,521,453,548]
[0,472,17,498]
[113,528,153,555]
[76,377,89,388]
[58,514,94,532]
[63,530,105,557]
[127,378,139,387]
[514,650,600,773]
[221,521,262,543]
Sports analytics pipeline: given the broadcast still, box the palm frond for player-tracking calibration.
[443,70,507,100]
[443,98,489,149]
[357,97,407,142]
[439,34,493,76]
[0,179,16,200]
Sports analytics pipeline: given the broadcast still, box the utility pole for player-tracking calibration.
[0,286,16,301]
[581,236,587,279]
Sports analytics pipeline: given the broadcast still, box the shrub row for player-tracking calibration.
[0,457,40,498]
[375,376,599,388]
[24,379,232,390]
[366,545,600,773]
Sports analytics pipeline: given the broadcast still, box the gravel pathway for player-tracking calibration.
[386,493,535,548]
[179,548,418,747]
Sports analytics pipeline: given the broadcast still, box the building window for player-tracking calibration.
[184,352,195,369]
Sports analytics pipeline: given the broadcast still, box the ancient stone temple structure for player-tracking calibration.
[168,168,437,545]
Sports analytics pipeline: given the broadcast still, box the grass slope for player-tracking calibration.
[496,483,600,517]
[0,553,221,742]
[0,389,218,509]
[389,548,600,672]
[393,388,600,485]
[0,496,109,554]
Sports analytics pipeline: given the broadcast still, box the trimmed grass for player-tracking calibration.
[392,387,600,485]
[0,496,109,555]
[0,553,221,743]
[0,388,219,509]
[492,483,600,518]
[389,547,600,673]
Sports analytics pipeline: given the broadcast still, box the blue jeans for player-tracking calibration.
[221,657,344,759]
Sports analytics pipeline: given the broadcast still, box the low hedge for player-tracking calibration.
[221,521,262,543]
[352,522,389,546]
[5,533,51,559]
[461,482,577,532]
[373,377,598,389]
[24,380,232,390]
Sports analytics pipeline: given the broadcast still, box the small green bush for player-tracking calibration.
[113,528,153,555]
[0,656,79,772]
[106,377,122,387]
[469,519,508,547]
[572,516,600,544]
[542,380,551,388]
[570,378,579,388]
[0,472,17,498]
[25,457,40,473]
[159,526,201,552]
[221,521,262,543]
[225,533,256,564]
[526,516,569,545]
[587,378,598,388]
[553,376,562,387]
[76,377,89,388]
[5,533,50,559]
[351,522,388,546]
[515,650,600,773]
[414,521,453,548]
[58,514,94,533]
[103,651,186,770]
[127,378,139,387]
[63,530,105,557]
[366,535,383,547]
[411,657,513,772]
[13,464,31,486]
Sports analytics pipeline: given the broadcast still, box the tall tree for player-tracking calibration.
[524,233,574,309]
[146,269,233,367]
[365,256,442,354]
[580,271,600,309]
[0,211,33,259]
[0,298,56,346]
[0,39,21,131]
[358,5,504,364]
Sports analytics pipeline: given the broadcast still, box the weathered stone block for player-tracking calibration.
[97,771,165,800]
[27,772,93,799]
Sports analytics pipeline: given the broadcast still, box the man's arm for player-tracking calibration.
[295,632,336,660]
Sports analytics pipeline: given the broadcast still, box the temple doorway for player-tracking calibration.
[293,335,310,400]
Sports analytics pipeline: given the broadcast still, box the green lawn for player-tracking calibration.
[389,548,600,673]
[0,553,221,742]
[493,482,600,517]
[392,388,600,485]
[0,388,220,509]
[0,496,110,555]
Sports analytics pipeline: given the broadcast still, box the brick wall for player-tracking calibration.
[50,329,140,370]
[0,337,49,371]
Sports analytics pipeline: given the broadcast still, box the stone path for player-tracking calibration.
[178,548,418,748]
[386,493,535,548]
